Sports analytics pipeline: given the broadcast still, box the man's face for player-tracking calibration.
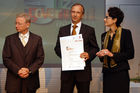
[71,5,84,24]
[16,17,30,34]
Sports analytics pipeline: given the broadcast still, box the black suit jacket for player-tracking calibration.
[2,32,44,91]
[54,23,99,81]
[101,28,134,72]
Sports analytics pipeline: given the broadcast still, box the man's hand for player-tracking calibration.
[18,68,30,78]
[80,52,89,61]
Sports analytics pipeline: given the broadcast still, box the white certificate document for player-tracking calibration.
[60,34,85,71]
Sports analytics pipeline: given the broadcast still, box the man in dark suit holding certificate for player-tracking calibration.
[2,13,44,93]
[54,3,99,93]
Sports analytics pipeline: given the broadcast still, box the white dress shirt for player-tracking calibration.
[19,31,30,45]
[71,21,82,35]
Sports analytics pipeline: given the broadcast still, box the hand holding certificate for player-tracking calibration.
[60,34,85,71]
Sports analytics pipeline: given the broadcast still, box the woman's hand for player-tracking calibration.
[96,49,113,57]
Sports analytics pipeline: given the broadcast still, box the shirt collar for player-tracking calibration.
[19,31,29,38]
[71,21,82,28]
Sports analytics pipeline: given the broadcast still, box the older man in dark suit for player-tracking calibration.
[2,13,44,93]
[54,3,99,93]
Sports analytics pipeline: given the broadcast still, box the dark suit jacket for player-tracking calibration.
[2,32,44,91]
[54,23,99,81]
[101,28,134,72]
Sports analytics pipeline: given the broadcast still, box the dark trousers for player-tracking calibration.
[7,90,36,93]
[60,79,90,93]
[103,70,130,93]
[7,79,37,93]
[7,89,36,93]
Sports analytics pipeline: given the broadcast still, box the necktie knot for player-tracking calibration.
[73,24,77,29]
[21,35,26,39]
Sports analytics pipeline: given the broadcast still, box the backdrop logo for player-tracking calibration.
[24,0,72,24]
[24,0,94,24]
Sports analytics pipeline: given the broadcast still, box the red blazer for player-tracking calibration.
[2,32,44,91]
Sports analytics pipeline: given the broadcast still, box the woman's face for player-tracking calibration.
[104,13,116,27]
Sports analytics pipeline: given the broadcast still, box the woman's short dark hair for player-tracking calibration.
[108,7,124,27]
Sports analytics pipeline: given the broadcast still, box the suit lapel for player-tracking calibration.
[79,23,86,35]
[15,32,34,59]
[14,33,25,57]
[65,24,71,36]
[14,32,34,66]
[25,32,34,56]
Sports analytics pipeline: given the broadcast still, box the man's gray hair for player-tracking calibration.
[16,13,31,23]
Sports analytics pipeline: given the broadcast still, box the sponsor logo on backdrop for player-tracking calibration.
[24,0,94,24]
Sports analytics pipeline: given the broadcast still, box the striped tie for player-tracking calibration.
[21,36,27,47]
[72,24,77,35]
